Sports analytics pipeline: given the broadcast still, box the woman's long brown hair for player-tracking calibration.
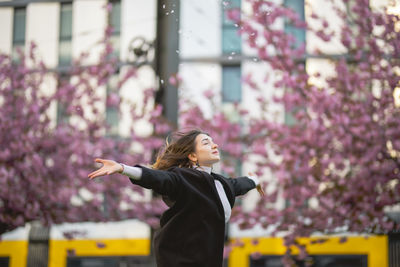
[152,129,208,170]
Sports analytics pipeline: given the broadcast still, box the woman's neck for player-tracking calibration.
[194,165,212,174]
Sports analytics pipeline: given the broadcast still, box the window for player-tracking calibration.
[221,0,242,103]
[221,1,243,179]
[389,232,400,267]
[105,1,121,136]
[0,257,9,267]
[284,0,305,49]
[59,2,73,66]
[222,66,241,103]
[109,0,121,58]
[222,0,241,54]
[56,75,70,125]
[57,3,73,124]
[12,7,26,62]
[250,254,367,267]
[67,256,150,267]
[222,27,241,55]
[283,0,305,125]
[105,73,119,136]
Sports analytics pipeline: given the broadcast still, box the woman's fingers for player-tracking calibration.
[256,185,265,197]
[88,160,119,180]
[90,171,107,179]
[248,172,264,197]
[88,169,105,179]
[88,159,108,179]
[87,169,100,178]
[88,166,110,179]
[88,159,116,180]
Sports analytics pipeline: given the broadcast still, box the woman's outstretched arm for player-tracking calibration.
[87,158,182,198]
[87,158,143,180]
[228,173,265,197]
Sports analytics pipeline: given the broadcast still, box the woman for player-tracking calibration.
[88,129,264,267]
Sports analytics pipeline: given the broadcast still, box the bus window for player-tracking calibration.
[250,254,368,267]
[0,257,9,267]
[67,256,150,267]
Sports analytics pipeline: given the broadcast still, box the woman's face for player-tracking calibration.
[189,133,220,167]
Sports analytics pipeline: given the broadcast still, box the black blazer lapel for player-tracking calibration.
[192,170,225,218]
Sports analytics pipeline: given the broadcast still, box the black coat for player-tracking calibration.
[130,165,256,267]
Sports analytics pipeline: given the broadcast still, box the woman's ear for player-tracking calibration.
[188,153,197,163]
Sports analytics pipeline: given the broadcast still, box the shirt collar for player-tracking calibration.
[194,165,212,174]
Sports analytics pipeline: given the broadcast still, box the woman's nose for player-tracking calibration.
[212,143,218,149]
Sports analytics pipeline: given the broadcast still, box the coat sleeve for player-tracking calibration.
[129,165,182,199]
[227,176,256,197]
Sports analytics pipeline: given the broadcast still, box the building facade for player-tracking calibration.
[0,0,397,266]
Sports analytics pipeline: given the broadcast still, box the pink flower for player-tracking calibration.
[168,73,182,86]
[106,93,120,108]
[203,89,215,98]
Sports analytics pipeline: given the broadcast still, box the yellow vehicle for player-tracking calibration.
[0,220,396,267]
[229,235,388,267]
[0,225,29,267]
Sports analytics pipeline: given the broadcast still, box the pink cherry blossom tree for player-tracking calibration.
[0,8,171,235]
[216,0,400,264]
[2,2,399,267]
[0,2,245,238]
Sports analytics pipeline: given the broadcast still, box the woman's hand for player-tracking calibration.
[249,172,265,197]
[87,158,123,180]
[256,184,265,197]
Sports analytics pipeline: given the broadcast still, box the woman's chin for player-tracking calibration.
[203,157,220,166]
[212,158,220,164]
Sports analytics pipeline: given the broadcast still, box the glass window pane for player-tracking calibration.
[13,8,26,43]
[222,11,237,26]
[284,0,305,48]
[60,3,73,39]
[106,107,119,134]
[59,3,72,66]
[57,76,70,125]
[0,257,9,267]
[226,0,241,7]
[12,44,24,62]
[250,255,368,267]
[222,0,240,26]
[222,66,241,103]
[222,0,241,54]
[57,102,69,124]
[59,40,72,66]
[106,75,119,135]
[67,256,150,267]
[67,257,119,267]
[285,108,297,126]
[12,44,25,58]
[110,1,121,33]
[285,25,305,48]
[285,0,305,19]
[222,27,241,54]
[110,35,120,58]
